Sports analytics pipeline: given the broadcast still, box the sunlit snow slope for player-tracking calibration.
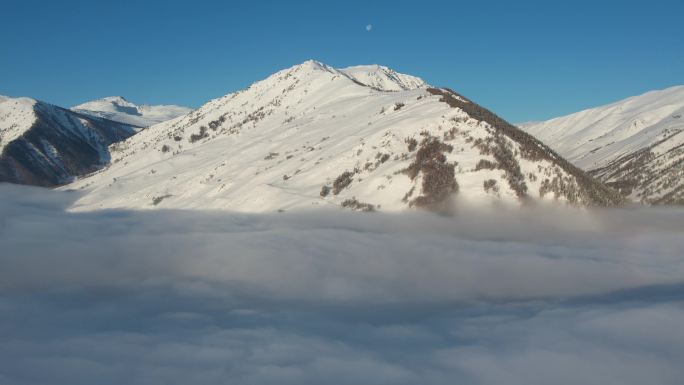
[522,86,684,204]
[0,95,136,186]
[66,61,621,212]
[339,65,426,91]
[73,96,191,128]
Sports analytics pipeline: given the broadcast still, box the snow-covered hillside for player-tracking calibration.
[0,95,136,186]
[0,96,38,153]
[66,60,621,212]
[522,86,684,204]
[339,65,426,91]
[72,96,190,127]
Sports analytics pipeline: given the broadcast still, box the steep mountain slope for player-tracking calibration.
[65,61,621,212]
[522,86,684,204]
[0,96,37,152]
[0,96,136,186]
[72,96,191,127]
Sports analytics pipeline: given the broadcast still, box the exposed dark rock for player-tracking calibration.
[0,102,135,186]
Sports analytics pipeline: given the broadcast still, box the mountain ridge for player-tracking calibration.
[72,96,191,128]
[0,95,136,186]
[522,85,684,204]
[64,60,621,212]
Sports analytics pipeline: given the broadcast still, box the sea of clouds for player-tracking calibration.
[1,183,683,385]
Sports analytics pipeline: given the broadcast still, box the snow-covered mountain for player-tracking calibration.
[0,95,136,186]
[72,96,191,128]
[65,60,621,212]
[522,86,684,204]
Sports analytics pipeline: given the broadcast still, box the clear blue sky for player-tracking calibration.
[1,0,683,122]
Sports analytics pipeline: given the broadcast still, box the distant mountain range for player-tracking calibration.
[3,62,680,209]
[0,95,189,186]
[72,96,190,128]
[521,86,684,205]
[62,60,621,212]
[0,96,137,186]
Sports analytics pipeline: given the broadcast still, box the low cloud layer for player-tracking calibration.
[1,184,683,385]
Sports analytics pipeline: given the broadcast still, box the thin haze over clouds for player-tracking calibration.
[1,184,683,384]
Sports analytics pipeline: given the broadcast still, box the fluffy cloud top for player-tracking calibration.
[1,184,683,385]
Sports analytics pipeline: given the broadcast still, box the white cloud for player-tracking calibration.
[0,184,683,384]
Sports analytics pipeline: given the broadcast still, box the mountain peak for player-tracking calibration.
[273,60,427,92]
[0,95,40,154]
[298,59,332,71]
[100,95,131,104]
[64,62,620,212]
[0,94,136,186]
[340,64,427,91]
[274,60,336,79]
[0,94,37,105]
[72,96,191,128]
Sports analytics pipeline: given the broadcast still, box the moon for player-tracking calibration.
[366,24,372,32]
